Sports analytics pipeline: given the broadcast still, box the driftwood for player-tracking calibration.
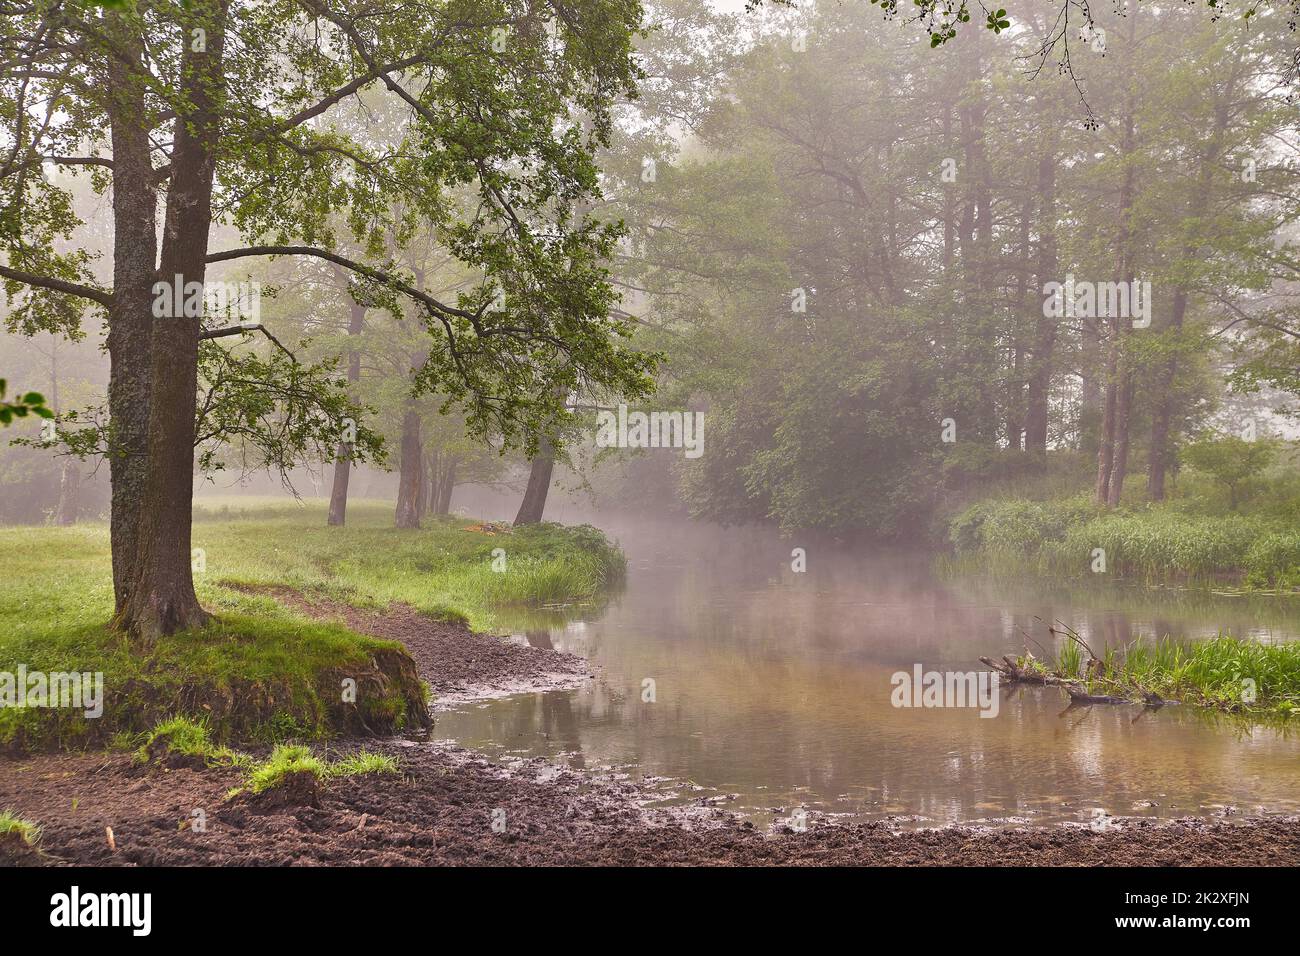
[979,655,1073,686]
[982,654,1174,709]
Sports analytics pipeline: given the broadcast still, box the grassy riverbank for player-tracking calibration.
[948,495,1300,589]
[0,500,623,751]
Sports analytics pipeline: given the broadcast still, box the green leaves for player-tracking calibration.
[985,8,1010,33]
[193,339,385,479]
[0,379,55,426]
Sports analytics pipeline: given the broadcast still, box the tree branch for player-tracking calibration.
[206,245,476,321]
[0,263,111,306]
[200,322,296,359]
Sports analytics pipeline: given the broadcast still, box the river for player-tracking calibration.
[433,514,1300,827]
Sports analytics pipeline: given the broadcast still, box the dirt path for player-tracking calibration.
[4,592,1299,866]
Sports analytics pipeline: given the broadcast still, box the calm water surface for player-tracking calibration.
[433,516,1300,827]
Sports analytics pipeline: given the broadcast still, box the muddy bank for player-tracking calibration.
[244,585,592,707]
[3,745,1298,866]
[5,589,1298,866]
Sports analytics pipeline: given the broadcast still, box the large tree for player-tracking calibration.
[1,0,657,637]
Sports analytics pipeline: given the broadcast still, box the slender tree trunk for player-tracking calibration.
[1007,196,1031,450]
[48,336,80,525]
[414,449,428,519]
[56,460,81,526]
[118,0,227,638]
[426,452,457,516]
[327,301,365,525]
[103,13,157,613]
[394,407,423,529]
[1094,366,1118,504]
[1147,288,1187,501]
[514,437,555,525]
[942,108,955,274]
[1096,35,1137,508]
[1107,372,1134,507]
[1024,138,1058,456]
[436,458,456,515]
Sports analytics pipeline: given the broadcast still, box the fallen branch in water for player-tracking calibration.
[979,655,1071,686]
[981,654,1169,708]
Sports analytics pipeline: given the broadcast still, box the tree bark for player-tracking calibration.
[514,437,555,525]
[394,406,423,529]
[118,1,227,638]
[327,300,365,525]
[103,13,157,613]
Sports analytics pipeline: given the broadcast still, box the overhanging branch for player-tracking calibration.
[0,263,112,307]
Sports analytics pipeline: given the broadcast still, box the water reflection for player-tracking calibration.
[434,516,1300,826]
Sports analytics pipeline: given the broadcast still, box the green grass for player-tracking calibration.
[243,743,327,794]
[0,809,40,846]
[126,716,401,797]
[949,496,1300,588]
[0,499,623,751]
[190,498,624,630]
[1018,631,1300,720]
[327,749,400,778]
[133,716,246,768]
[233,743,399,797]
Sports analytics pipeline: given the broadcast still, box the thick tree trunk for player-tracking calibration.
[118,1,227,638]
[514,438,555,525]
[327,301,365,526]
[103,14,157,613]
[394,407,423,529]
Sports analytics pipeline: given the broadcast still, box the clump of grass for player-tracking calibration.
[228,744,399,798]
[244,743,325,794]
[1021,631,1300,719]
[134,716,246,768]
[327,750,400,778]
[0,809,40,846]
